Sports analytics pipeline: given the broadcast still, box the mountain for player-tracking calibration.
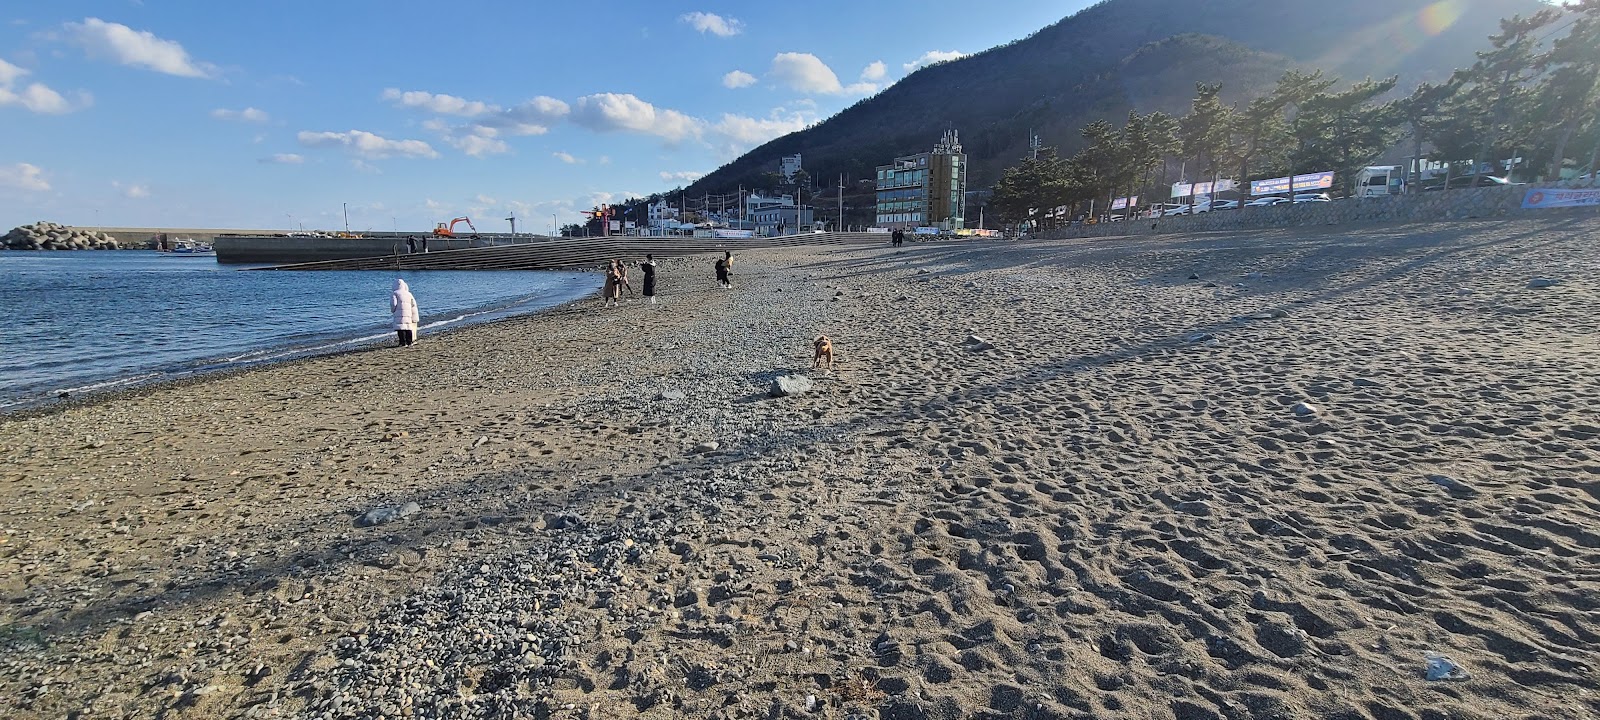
[682,0,1549,197]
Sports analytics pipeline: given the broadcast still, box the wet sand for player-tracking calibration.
[2,219,1598,719]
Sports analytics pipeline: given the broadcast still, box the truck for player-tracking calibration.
[1356,166,1405,198]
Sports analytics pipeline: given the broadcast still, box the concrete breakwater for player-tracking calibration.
[238,232,892,270]
[3,221,121,250]
[214,233,547,264]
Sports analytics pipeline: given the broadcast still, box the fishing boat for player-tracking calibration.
[162,239,216,256]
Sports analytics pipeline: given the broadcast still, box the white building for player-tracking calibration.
[780,154,803,183]
[647,201,679,228]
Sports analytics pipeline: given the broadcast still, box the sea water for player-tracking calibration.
[0,252,596,409]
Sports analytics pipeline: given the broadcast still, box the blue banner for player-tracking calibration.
[1252,171,1334,196]
[1522,188,1600,209]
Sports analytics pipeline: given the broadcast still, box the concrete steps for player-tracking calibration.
[246,232,890,271]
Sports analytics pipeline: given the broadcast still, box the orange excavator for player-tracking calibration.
[432,216,478,237]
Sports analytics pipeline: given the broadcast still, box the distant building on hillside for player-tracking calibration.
[875,130,966,230]
[780,154,803,183]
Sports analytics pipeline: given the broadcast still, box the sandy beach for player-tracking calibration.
[2,218,1598,719]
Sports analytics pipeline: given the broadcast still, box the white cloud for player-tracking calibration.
[211,107,269,123]
[709,109,811,157]
[64,17,216,78]
[259,153,304,164]
[861,61,887,81]
[478,97,567,134]
[598,156,611,165]
[0,82,75,114]
[0,162,50,192]
[571,93,702,143]
[381,88,493,117]
[448,133,509,157]
[722,70,757,89]
[681,12,743,37]
[770,52,842,94]
[297,129,440,160]
[0,58,82,114]
[660,170,704,183]
[113,180,149,199]
[768,53,877,95]
[0,59,24,87]
[475,194,497,206]
[904,50,967,72]
[553,151,582,164]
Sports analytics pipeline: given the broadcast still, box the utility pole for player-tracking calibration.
[838,173,844,232]
[551,213,556,237]
[342,202,349,234]
[506,215,517,235]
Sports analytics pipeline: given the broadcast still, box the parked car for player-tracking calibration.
[1159,203,1191,217]
[1293,193,1333,203]
[1421,175,1516,191]
[1199,199,1240,211]
[1245,196,1290,207]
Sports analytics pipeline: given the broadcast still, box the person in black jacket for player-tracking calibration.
[640,254,658,304]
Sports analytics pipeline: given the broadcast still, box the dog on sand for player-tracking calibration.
[813,335,834,371]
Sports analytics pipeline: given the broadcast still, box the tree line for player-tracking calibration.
[991,1,1600,228]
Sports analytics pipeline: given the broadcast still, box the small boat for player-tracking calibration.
[162,239,216,256]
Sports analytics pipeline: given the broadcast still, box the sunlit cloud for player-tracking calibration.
[64,17,217,78]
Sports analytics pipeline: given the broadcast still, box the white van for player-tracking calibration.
[1356,166,1404,197]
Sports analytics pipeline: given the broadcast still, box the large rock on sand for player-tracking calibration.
[769,375,815,397]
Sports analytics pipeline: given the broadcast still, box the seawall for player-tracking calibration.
[1042,182,1600,241]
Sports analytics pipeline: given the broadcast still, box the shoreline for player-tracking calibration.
[2,222,1597,719]
[0,265,611,417]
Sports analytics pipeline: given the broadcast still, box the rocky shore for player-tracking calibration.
[1,219,1597,719]
[3,221,122,250]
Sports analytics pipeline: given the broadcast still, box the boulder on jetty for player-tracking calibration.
[3,221,120,250]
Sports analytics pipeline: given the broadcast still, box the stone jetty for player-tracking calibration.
[3,221,121,250]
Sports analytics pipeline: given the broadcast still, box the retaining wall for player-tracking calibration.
[1043,182,1600,241]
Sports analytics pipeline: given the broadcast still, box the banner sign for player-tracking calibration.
[712,229,754,239]
[1111,196,1138,210]
[1171,181,1236,198]
[1252,171,1334,196]
[914,226,942,235]
[1521,188,1600,209]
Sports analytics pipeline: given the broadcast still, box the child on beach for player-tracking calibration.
[390,279,419,346]
[640,254,657,304]
[714,251,732,289]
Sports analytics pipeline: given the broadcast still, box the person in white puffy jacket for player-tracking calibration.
[390,279,420,347]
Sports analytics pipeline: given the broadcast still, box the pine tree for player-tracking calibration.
[1293,76,1400,197]
[1535,0,1600,179]
[1459,10,1560,181]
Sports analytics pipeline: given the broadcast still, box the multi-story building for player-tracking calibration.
[780,154,803,183]
[647,201,679,229]
[874,130,966,230]
[745,193,813,235]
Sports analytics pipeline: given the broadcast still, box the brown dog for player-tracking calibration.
[813,335,834,371]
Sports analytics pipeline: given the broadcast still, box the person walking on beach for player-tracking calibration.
[714,251,732,289]
[640,254,658,304]
[891,228,904,246]
[391,279,419,347]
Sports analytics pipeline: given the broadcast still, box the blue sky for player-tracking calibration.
[0,1,1080,233]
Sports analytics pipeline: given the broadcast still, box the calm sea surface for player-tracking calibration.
[0,252,596,409]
